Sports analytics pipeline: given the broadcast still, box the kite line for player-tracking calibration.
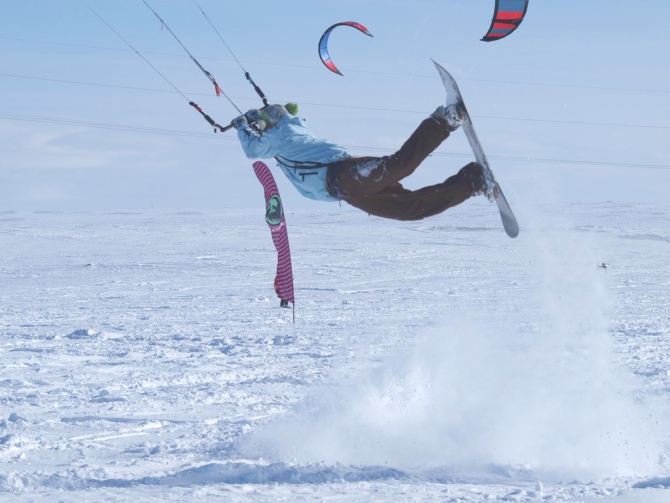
[193,0,269,107]
[140,0,242,115]
[80,0,227,133]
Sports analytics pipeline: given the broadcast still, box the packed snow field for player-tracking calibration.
[1,202,669,502]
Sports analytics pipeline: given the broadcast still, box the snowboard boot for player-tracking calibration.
[482,182,499,203]
[431,103,466,131]
[477,175,499,203]
[460,162,499,202]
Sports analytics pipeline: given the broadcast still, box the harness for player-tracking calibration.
[275,155,346,200]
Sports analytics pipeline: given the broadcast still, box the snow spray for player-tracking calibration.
[239,211,664,480]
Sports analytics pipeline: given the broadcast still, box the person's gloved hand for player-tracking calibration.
[231,115,248,130]
[244,109,261,122]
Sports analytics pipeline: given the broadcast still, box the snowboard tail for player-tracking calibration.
[433,60,519,238]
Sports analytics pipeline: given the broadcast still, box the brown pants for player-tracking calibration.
[327,117,482,221]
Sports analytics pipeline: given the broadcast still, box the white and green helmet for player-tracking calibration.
[258,103,299,130]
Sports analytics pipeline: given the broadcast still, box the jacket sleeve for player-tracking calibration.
[236,125,281,159]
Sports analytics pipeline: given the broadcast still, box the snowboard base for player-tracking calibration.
[433,60,519,238]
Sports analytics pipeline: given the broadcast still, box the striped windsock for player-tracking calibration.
[252,161,295,305]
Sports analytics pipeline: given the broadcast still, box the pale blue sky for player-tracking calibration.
[1,0,669,211]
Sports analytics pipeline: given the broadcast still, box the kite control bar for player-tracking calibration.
[189,101,230,132]
[189,102,269,134]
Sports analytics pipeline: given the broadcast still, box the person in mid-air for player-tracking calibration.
[231,102,497,221]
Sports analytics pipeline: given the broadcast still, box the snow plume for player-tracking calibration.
[239,223,663,480]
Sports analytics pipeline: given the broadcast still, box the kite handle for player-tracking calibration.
[245,72,269,107]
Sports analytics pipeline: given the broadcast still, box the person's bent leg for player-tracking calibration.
[330,115,452,198]
[344,162,484,221]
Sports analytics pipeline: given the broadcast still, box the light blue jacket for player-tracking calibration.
[237,114,351,202]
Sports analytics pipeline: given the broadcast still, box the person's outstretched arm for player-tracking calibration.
[234,116,281,159]
[237,125,280,159]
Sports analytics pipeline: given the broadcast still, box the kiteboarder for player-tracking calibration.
[232,103,497,221]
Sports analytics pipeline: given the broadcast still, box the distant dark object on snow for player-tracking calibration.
[66,329,100,339]
[598,263,608,270]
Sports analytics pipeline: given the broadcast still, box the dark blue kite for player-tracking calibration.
[481,0,530,42]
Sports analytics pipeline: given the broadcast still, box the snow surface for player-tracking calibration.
[1,202,670,502]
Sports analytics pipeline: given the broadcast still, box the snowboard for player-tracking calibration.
[433,60,519,238]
